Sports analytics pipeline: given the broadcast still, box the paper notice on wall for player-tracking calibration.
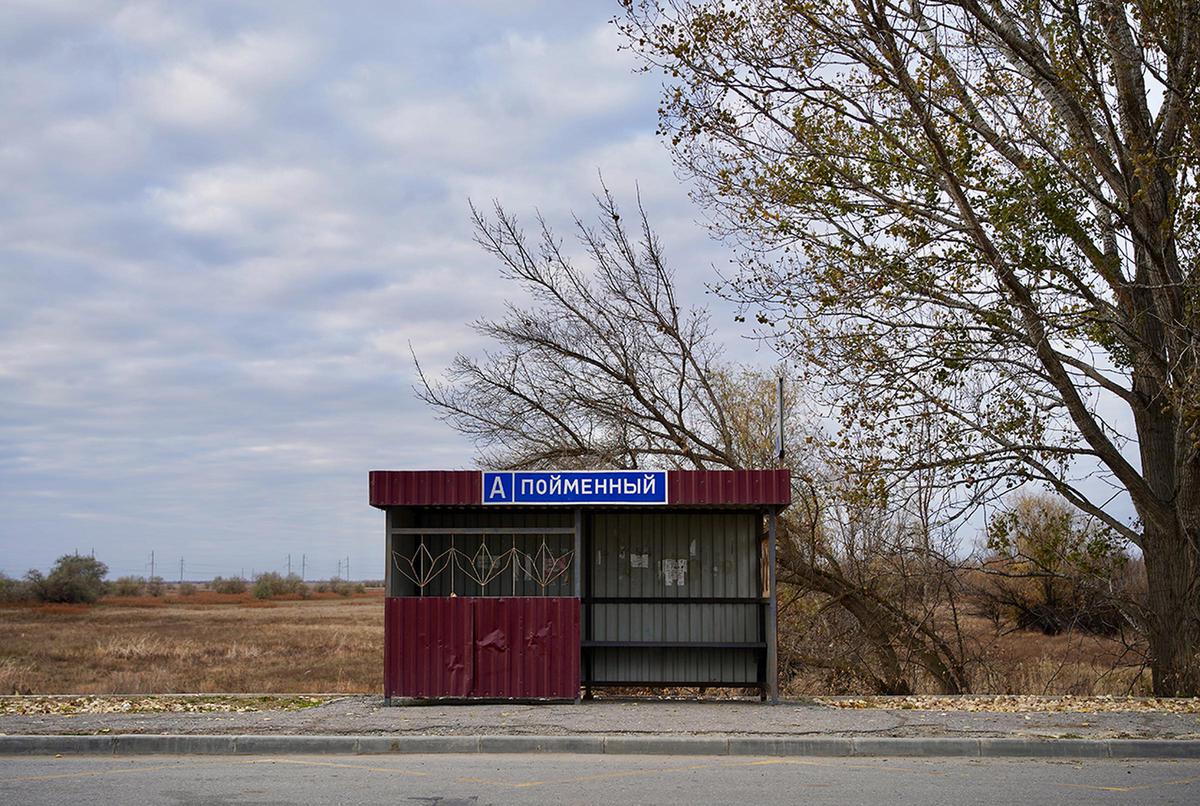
[661,558,687,586]
[630,553,649,569]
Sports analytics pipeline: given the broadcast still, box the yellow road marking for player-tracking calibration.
[1059,774,1200,793]
[1,759,227,784]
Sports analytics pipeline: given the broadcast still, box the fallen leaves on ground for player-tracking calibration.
[814,695,1200,713]
[0,695,329,716]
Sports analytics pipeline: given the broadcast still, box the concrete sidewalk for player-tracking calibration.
[4,696,1200,740]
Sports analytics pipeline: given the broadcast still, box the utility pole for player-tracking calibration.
[346,556,350,582]
[301,554,306,581]
[179,557,184,583]
[775,375,786,464]
[287,554,292,576]
[337,559,342,579]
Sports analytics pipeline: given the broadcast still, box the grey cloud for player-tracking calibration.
[0,2,750,578]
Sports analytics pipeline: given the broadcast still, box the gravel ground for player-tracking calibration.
[2,696,1199,739]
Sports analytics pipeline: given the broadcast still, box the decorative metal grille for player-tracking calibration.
[392,537,573,593]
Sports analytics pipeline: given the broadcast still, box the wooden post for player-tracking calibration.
[767,507,779,703]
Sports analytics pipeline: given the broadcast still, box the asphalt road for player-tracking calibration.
[3,753,1200,805]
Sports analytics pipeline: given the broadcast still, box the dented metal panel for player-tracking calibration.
[384,596,579,700]
[384,596,473,698]
[472,597,579,698]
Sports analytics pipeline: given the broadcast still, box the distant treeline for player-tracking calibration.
[0,555,370,604]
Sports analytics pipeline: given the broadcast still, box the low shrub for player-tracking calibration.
[145,576,165,597]
[110,576,145,597]
[210,576,248,595]
[28,555,108,604]
[0,573,34,603]
[252,572,309,599]
[976,495,1131,636]
[315,577,360,596]
[178,582,197,596]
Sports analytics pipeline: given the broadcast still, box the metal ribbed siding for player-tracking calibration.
[472,598,579,698]
[385,596,472,697]
[586,511,762,685]
[370,469,790,507]
[590,512,759,598]
[384,596,579,699]
[666,469,790,507]
[370,470,481,507]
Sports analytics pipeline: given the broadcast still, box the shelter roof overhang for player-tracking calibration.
[369,469,790,509]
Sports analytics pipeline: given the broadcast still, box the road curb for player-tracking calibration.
[2,734,1199,759]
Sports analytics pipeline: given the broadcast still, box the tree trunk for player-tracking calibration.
[1142,519,1200,696]
[1128,228,1199,694]
[1137,404,1200,695]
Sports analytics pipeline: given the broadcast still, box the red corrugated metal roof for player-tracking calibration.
[666,468,791,507]
[369,469,790,508]
[370,470,481,507]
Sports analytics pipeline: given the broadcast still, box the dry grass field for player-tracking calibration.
[0,589,1148,696]
[0,592,384,695]
[778,617,1150,698]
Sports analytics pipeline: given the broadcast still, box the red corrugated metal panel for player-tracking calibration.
[370,470,481,507]
[667,469,790,507]
[472,597,579,699]
[384,596,579,700]
[385,597,473,698]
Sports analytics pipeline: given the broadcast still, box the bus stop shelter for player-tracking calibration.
[370,469,790,702]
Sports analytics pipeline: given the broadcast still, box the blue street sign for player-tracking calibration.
[482,471,668,505]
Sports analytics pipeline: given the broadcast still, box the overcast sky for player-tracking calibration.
[0,1,768,580]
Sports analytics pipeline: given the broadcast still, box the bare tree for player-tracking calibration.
[417,187,738,471]
[417,191,977,693]
[620,0,1200,695]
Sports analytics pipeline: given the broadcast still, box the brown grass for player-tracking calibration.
[0,589,1151,696]
[0,592,385,694]
[778,611,1151,698]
